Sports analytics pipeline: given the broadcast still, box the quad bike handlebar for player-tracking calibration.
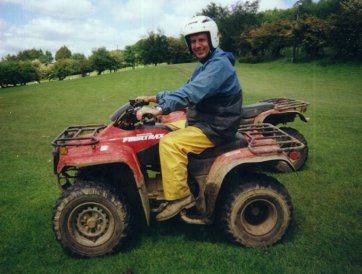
[110,99,149,122]
[110,99,157,129]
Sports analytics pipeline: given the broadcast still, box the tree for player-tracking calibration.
[201,1,260,53]
[166,36,193,64]
[246,20,294,59]
[0,61,39,87]
[17,48,43,61]
[41,63,56,81]
[71,53,92,77]
[52,59,73,80]
[32,59,52,80]
[39,51,53,64]
[329,0,362,58]
[0,61,19,87]
[294,15,329,59]
[109,49,124,71]
[2,54,18,62]
[123,46,137,68]
[18,61,40,85]
[3,49,53,64]
[258,8,296,23]
[55,46,72,61]
[138,31,169,66]
[89,47,114,75]
[314,0,341,19]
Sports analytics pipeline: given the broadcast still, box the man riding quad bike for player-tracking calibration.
[51,99,304,257]
[51,16,306,257]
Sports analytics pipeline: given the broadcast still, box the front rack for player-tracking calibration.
[261,97,309,112]
[52,124,107,147]
[239,123,305,154]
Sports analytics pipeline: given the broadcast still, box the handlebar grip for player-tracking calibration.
[131,99,149,107]
[142,113,155,125]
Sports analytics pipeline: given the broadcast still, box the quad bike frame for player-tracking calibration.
[52,121,302,226]
[51,99,305,257]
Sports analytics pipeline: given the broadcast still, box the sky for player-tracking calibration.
[0,0,298,59]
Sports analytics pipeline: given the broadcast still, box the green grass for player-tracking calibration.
[0,61,361,274]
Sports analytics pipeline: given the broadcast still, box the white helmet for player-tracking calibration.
[183,16,220,52]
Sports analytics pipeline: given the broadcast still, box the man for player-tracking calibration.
[136,16,242,221]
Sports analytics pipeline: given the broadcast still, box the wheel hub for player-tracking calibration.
[251,207,260,216]
[76,205,109,239]
[241,199,277,236]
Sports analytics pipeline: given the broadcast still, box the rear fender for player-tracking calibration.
[203,148,294,214]
[256,110,308,124]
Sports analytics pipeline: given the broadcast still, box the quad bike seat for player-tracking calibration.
[188,133,247,176]
[189,132,247,160]
[242,102,274,118]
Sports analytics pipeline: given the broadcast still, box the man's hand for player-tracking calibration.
[136,107,162,121]
[136,96,157,103]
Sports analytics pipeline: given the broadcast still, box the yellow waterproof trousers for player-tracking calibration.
[159,126,214,200]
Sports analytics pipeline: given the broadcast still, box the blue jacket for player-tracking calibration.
[156,48,242,145]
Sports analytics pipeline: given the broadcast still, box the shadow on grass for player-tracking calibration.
[122,204,301,253]
[122,215,227,250]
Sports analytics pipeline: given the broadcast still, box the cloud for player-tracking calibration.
[110,0,166,21]
[0,17,7,35]
[0,0,293,58]
[1,0,95,19]
[1,16,122,56]
[0,0,118,56]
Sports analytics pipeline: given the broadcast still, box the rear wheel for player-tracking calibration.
[273,127,308,172]
[221,174,293,247]
[52,181,129,257]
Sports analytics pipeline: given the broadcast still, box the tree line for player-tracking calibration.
[202,0,361,62]
[0,35,191,88]
[1,0,360,87]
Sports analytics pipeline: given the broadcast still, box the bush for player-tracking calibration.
[0,61,39,87]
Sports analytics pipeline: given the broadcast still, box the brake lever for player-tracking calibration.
[130,99,150,108]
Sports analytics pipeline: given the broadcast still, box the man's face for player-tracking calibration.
[190,33,210,60]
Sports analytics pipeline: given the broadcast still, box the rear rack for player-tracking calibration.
[261,97,309,112]
[239,123,305,154]
[52,124,107,147]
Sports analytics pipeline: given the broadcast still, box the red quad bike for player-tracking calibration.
[51,99,305,257]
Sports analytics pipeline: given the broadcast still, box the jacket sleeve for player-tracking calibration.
[156,57,234,114]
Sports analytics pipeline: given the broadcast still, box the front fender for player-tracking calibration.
[57,143,144,187]
[57,143,152,225]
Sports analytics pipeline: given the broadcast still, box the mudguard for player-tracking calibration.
[203,147,294,215]
[57,144,144,184]
[207,148,294,185]
[55,123,168,185]
[54,123,171,226]
[255,109,308,124]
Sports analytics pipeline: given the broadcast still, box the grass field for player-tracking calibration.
[0,61,361,274]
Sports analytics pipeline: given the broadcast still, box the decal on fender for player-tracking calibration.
[123,133,164,143]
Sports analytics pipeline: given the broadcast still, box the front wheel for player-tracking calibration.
[220,174,293,247]
[52,181,130,257]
